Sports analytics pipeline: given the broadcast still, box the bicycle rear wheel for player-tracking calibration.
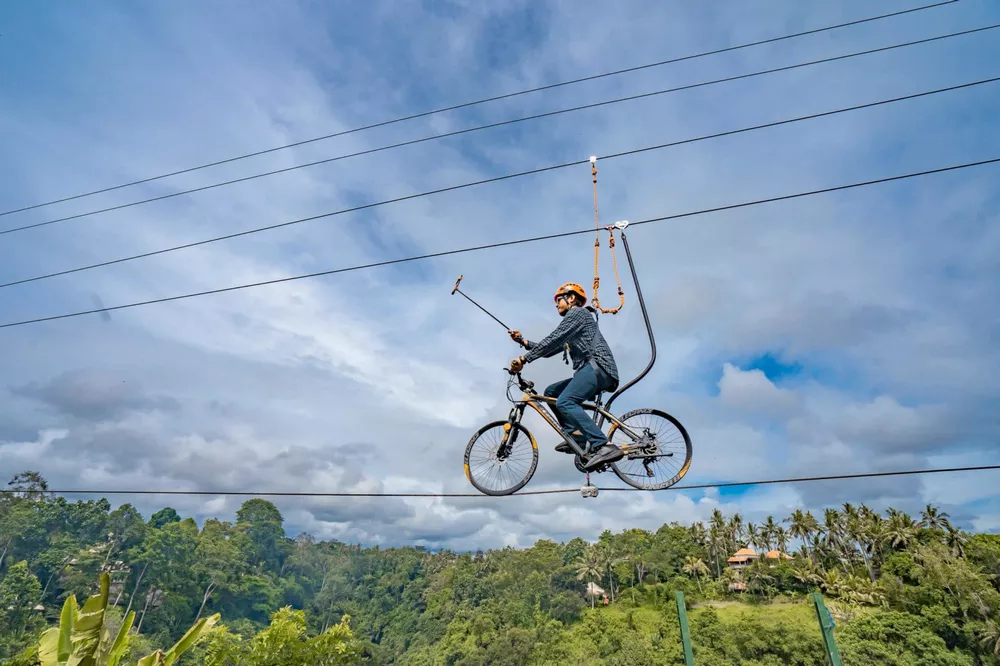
[464,420,538,496]
[608,408,692,490]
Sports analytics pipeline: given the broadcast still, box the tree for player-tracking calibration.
[235,499,288,572]
[0,561,44,659]
[6,472,51,501]
[785,509,819,555]
[6,493,999,665]
[883,509,919,552]
[681,557,709,595]
[945,526,967,559]
[761,516,779,551]
[920,504,952,533]
[979,620,1000,656]
[575,548,602,608]
[148,508,181,530]
[193,519,244,622]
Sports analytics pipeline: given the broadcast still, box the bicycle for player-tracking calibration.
[463,370,693,496]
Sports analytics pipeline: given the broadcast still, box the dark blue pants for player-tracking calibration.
[544,364,614,450]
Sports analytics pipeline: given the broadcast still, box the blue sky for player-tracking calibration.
[1,0,999,549]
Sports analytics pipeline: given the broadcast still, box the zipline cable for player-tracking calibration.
[2,154,998,330]
[1,463,996,497]
[3,22,995,238]
[3,74,998,291]
[0,0,959,219]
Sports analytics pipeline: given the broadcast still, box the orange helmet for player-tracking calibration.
[554,282,587,304]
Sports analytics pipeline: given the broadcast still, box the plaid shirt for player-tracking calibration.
[523,306,619,381]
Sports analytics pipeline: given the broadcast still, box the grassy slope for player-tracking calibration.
[527,598,829,666]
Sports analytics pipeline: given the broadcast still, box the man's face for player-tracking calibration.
[555,293,572,316]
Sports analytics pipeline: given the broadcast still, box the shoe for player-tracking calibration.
[583,444,624,470]
[556,430,587,453]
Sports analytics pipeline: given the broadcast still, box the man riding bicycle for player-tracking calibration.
[507,282,625,470]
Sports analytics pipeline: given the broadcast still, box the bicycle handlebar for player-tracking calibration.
[504,369,535,392]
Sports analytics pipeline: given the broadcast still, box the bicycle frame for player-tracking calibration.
[505,386,649,458]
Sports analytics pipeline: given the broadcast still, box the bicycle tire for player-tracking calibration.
[464,420,539,496]
[608,408,692,490]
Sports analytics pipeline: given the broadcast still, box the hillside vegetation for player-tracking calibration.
[2,471,1000,664]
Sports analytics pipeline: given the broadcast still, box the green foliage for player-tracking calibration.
[0,561,45,652]
[4,471,998,664]
[35,572,218,666]
[148,509,181,531]
[188,607,362,666]
[839,611,974,665]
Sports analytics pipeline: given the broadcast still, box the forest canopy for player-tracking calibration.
[2,471,1000,665]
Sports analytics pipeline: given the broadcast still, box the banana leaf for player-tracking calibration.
[39,592,78,666]
[134,653,162,666]
[105,609,136,666]
[68,573,110,666]
[162,613,220,666]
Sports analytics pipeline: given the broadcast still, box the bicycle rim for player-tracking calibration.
[608,408,692,490]
[464,420,538,496]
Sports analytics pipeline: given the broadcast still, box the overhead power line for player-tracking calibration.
[1,463,996,498]
[3,22,995,238]
[0,0,958,219]
[2,154,998,330]
[2,74,997,291]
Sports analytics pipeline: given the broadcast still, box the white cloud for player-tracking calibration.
[718,362,801,417]
[1,0,998,546]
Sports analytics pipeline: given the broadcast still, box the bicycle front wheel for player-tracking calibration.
[464,420,538,496]
[608,408,692,490]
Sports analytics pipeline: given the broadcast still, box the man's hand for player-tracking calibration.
[508,329,526,348]
[509,356,525,374]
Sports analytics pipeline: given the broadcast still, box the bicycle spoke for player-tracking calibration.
[609,410,691,490]
[465,421,538,495]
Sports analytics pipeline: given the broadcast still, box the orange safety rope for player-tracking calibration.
[590,157,625,314]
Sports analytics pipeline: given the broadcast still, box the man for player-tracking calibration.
[507,282,624,470]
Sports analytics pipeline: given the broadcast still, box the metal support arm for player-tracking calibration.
[598,224,656,425]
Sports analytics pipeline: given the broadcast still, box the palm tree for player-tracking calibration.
[945,525,967,558]
[720,567,740,594]
[710,509,727,576]
[729,514,745,553]
[596,542,621,603]
[689,522,708,549]
[883,509,918,551]
[682,556,710,595]
[745,523,761,552]
[785,509,818,555]
[774,526,790,554]
[866,510,888,566]
[710,509,727,536]
[809,534,829,569]
[837,573,884,607]
[820,569,841,597]
[920,504,952,533]
[819,508,850,573]
[576,548,602,608]
[842,507,876,582]
[791,558,822,591]
[745,561,774,600]
[708,526,724,578]
[980,619,1000,656]
[762,516,778,551]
